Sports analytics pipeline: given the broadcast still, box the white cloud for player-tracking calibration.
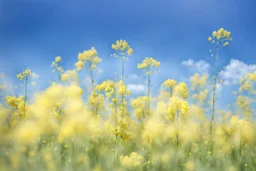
[181,59,210,74]
[127,84,145,94]
[128,74,139,80]
[219,59,256,85]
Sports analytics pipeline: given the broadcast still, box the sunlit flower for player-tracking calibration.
[120,152,144,169]
[112,39,133,56]
[173,82,189,99]
[55,56,62,63]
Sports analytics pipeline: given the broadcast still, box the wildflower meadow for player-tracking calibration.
[1,27,256,171]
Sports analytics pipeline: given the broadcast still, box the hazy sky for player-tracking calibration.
[0,0,255,107]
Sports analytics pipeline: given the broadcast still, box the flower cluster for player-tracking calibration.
[168,96,190,119]
[137,57,160,75]
[173,82,189,99]
[51,56,64,73]
[5,95,24,109]
[112,39,133,56]
[190,73,208,90]
[208,28,232,47]
[17,68,33,80]
[132,96,149,120]
[96,80,115,99]
[162,79,177,90]
[61,69,78,83]
[76,47,102,71]
[120,152,144,169]
[239,71,256,94]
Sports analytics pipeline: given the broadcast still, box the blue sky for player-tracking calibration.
[0,0,256,107]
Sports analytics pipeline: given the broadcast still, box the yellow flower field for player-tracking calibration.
[0,28,256,171]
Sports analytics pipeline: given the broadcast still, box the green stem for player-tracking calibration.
[23,75,28,119]
[239,126,243,157]
[210,43,219,153]
[89,62,95,89]
[121,52,125,118]
[148,73,151,117]
[176,110,180,170]
[114,101,118,168]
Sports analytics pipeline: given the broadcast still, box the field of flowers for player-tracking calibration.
[0,28,255,171]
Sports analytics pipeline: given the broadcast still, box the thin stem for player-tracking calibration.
[176,110,180,150]
[114,101,118,168]
[23,75,28,119]
[210,43,219,153]
[176,110,180,170]
[147,67,151,117]
[239,126,242,156]
[121,52,125,118]
[89,62,95,89]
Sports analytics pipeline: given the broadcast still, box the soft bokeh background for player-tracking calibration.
[0,0,255,107]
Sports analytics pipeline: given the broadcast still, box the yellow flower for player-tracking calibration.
[17,68,35,80]
[236,95,252,117]
[132,96,149,119]
[127,48,133,55]
[17,73,24,80]
[162,79,177,89]
[61,69,78,83]
[190,73,208,90]
[78,52,85,61]
[142,118,165,144]
[55,56,62,63]
[77,47,102,70]
[212,31,217,37]
[5,95,23,108]
[75,60,85,70]
[168,96,190,118]
[23,69,32,76]
[138,57,160,76]
[16,121,41,144]
[138,57,160,69]
[173,82,189,99]
[57,66,64,73]
[61,73,69,81]
[238,119,254,143]
[230,116,239,126]
[223,42,229,47]
[210,28,232,46]
[120,152,144,169]
[112,39,133,55]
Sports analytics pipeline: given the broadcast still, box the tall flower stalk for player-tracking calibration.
[168,96,189,170]
[75,47,102,90]
[112,40,133,117]
[138,57,160,116]
[17,68,37,118]
[208,28,232,152]
[74,47,102,115]
[162,79,177,97]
